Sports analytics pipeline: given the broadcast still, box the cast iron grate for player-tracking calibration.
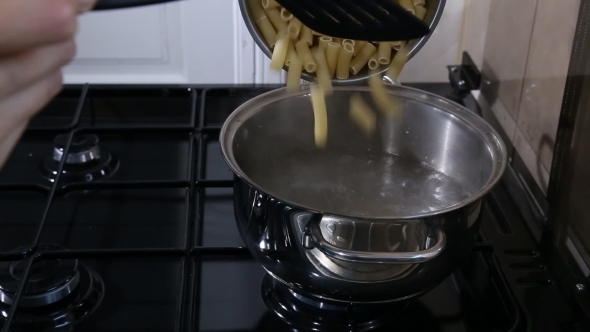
[0,83,524,332]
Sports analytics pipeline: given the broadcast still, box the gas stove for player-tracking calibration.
[0,83,584,331]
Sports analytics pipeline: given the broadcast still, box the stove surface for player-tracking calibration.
[0,84,579,331]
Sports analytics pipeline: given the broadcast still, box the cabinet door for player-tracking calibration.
[64,0,287,84]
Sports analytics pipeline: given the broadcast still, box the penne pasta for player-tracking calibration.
[250,0,266,21]
[385,43,409,81]
[399,0,416,15]
[295,40,317,73]
[368,52,380,70]
[325,42,341,78]
[300,25,313,46]
[318,36,333,53]
[390,41,403,51]
[285,42,297,66]
[369,74,402,119]
[287,17,302,39]
[261,0,280,9]
[415,5,427,20]
[311,46,333,93]
[350,43,377,75]
[353,41,368,56]
[280,7,293,21]
[378,42,392,65]
[255,16,277,48]
[270,32,290,71]
[349,93,377,136]
[265,8,287,33]
[253,0,428,81]
[287,54,303,91]
[248,0,431,156]
[250,0,431,157]
[310,85,328,148]
[336,42,354,79]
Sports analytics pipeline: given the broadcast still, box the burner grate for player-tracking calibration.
[0,83,527,332]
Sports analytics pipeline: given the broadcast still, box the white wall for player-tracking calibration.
[400,0,469,83]
[64,0,479,84]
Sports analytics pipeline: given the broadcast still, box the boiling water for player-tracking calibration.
[249,149,472,217]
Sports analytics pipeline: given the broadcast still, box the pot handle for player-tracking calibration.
[302,215,446,264]
[93,0,181,10]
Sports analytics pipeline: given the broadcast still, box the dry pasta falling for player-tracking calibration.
[250,0,428,148]
[349,93,377,137]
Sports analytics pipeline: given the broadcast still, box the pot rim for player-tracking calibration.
[220,85,508,221]
[238,0,447,85]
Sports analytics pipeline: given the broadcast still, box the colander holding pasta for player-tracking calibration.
[239,0,446,85]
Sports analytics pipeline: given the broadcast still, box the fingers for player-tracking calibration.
[78,0,99,13]
[0,0,78,56]
[0,39,75,100]
[0,71,64,146]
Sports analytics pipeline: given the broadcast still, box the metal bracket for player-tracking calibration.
[446,52,482,105]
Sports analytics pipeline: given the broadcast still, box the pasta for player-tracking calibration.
[311,46,333,93]
[280,8,293,21]
[295,40,317,73]
[415,5,427,20]
[256,0,427,78]
[318,36,332,52]
[336,43,354,79]
[287,17,302,39]
[287,54,303,92]
[369,74,402,119]
[270,32,290,71]
[300,26,313,45]
[368,52,379,70]
[310,85,328,148]
[352,41,368,56]
[285,42,297,66]
[252,0,427,148]
[391,41,403,51]
[350,43,377,75]
[378,42,392,65]
[349,93,377,136]
[325,42,341,78]
[265,8,287,33]
[261,0,280,9]
[399,0,416,14]
[256,16,277,48]
[385,43,410,82]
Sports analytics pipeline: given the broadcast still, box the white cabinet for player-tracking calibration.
[64,0,474,84]
[64,0,284,84]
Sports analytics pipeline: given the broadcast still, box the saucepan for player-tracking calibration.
[220,84,507,303]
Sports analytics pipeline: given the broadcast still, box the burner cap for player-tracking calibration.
[261,274,408,331]
[0,244,79,308]
[53,133,101,165]
[1,263,104,331]
[40,133,119,183]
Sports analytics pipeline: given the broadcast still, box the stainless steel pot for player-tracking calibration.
[221,85,507,303]
[239,0,446,85]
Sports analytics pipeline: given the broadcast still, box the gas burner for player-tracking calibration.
[0,244,104,331]
[261,274,408,332]
[39,133,119,183]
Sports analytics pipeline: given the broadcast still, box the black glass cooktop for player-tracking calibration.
[0,84,579,331]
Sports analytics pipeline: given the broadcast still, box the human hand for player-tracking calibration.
[0,0,97,168]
